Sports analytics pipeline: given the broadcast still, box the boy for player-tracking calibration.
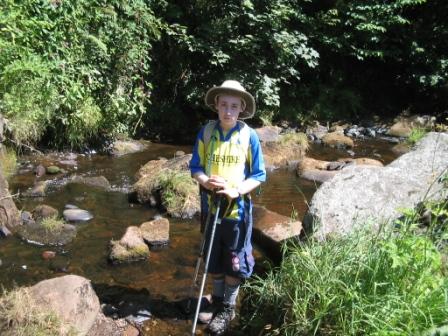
[189,80,266,334]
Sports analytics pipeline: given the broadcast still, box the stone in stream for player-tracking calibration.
[297,157,384,183]
[17,222,77,246]
[63,208,93,222]
[34,164,46,177]
[46,165,61,174]
[42,250,56,260]
[111,140,148,156]
[304,132,448,240]
[22,180,49,197]
[322,131,354,149]
[109,226,150,263]
[0,225,12,238]
[70,175,111,190]
[252,205,302,263]
[32,204,59,221]
[140,217,170,247]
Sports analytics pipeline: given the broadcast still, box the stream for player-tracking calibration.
[0,138,399,335]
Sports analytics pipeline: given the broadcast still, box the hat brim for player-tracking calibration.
[205,87,255,119]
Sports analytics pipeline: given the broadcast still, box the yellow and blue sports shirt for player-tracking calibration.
[189,121,266,221]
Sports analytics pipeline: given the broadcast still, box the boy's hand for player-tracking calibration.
[216,187,239,199]
[204,175,227,190]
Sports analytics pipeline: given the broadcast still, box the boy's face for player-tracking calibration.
[216,95,243,130]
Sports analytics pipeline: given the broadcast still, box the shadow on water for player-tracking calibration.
[0,138,400,335]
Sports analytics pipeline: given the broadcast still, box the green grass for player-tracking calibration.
[0,287,76,336]
[156,169,198,215]
[242,200,448,336]
[0,147,17,179]
[280,132,310,152]
[406,127,428,146]
[40,216,64,233]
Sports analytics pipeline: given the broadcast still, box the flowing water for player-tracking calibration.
[0,138,399,335]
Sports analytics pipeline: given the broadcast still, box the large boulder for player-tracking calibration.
[322,132,354,148]
[29,275,100,335]
[132,154,200,218]
[255,126,281,143]
[252,205,302,262]
[297,157,383,183]
[304,132,448,240]
[261,133,308,169]
[0,165,21,232]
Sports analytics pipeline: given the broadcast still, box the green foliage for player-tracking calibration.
[243,200,448,335]
[0,0,162,148]
[156,169,198,216]
[0,146,17,179]
[40,216,64,233]
[407,127,429,146]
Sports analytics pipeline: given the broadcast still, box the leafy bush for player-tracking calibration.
[407,127,429,146]
[0,0,161,148]
[243,201,448,336]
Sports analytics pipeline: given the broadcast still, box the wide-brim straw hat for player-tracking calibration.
[205,80,256,119]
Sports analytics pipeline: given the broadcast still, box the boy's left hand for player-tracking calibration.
[216,187,239,199]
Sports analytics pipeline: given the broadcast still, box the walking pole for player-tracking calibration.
[191,195,223,336]
[185,197,214,314]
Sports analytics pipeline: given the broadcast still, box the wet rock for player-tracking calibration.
[42,250,56,260]
[86,312,123,336]
[135,155,191,180]
[297,157,383,183]
[140,218,170,246]
[109,226,150,263]
[0,167,21,231]
[63,208,93,222]
[46,165,61,174]
[123,324,140,336]
[29,275,100,335]
[32,204,59,221]
[34,164,46,177]
[392,142,411,155]
[0,225,12,237]
[17,222,77,246]
[65,204,79,209]
[305,132,448,240]
[23,180,48,197]
[306,122,329,140]
[70,175,111,190]
[111,140,148,156]
[322,132,354,149]
[175,150,185,157]
[388,120,412,137]
[0,258,2,266]
[379,135,401,143]
[21,211,35,226]
[261,133,308,169]
[255,126,281,143]
[59,159,77,166]
[252,205,302,262]
[133,154,200,218]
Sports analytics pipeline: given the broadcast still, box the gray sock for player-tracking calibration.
[213,278,225,299]
[223,283,240,306]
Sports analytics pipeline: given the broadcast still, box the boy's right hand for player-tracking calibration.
[204,175,227,191]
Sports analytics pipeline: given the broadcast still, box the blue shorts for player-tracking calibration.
[203,216,255,279]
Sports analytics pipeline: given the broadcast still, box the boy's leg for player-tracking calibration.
[207,275,240,334]
[198,273,225,323]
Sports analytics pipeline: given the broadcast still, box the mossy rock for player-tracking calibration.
[46,166,61,174]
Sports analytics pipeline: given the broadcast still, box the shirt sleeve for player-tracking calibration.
[189,126,206,177]
[247,128,266,182]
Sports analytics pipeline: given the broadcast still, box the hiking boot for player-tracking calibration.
[206,304,235,335]
[198,296,223,324]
